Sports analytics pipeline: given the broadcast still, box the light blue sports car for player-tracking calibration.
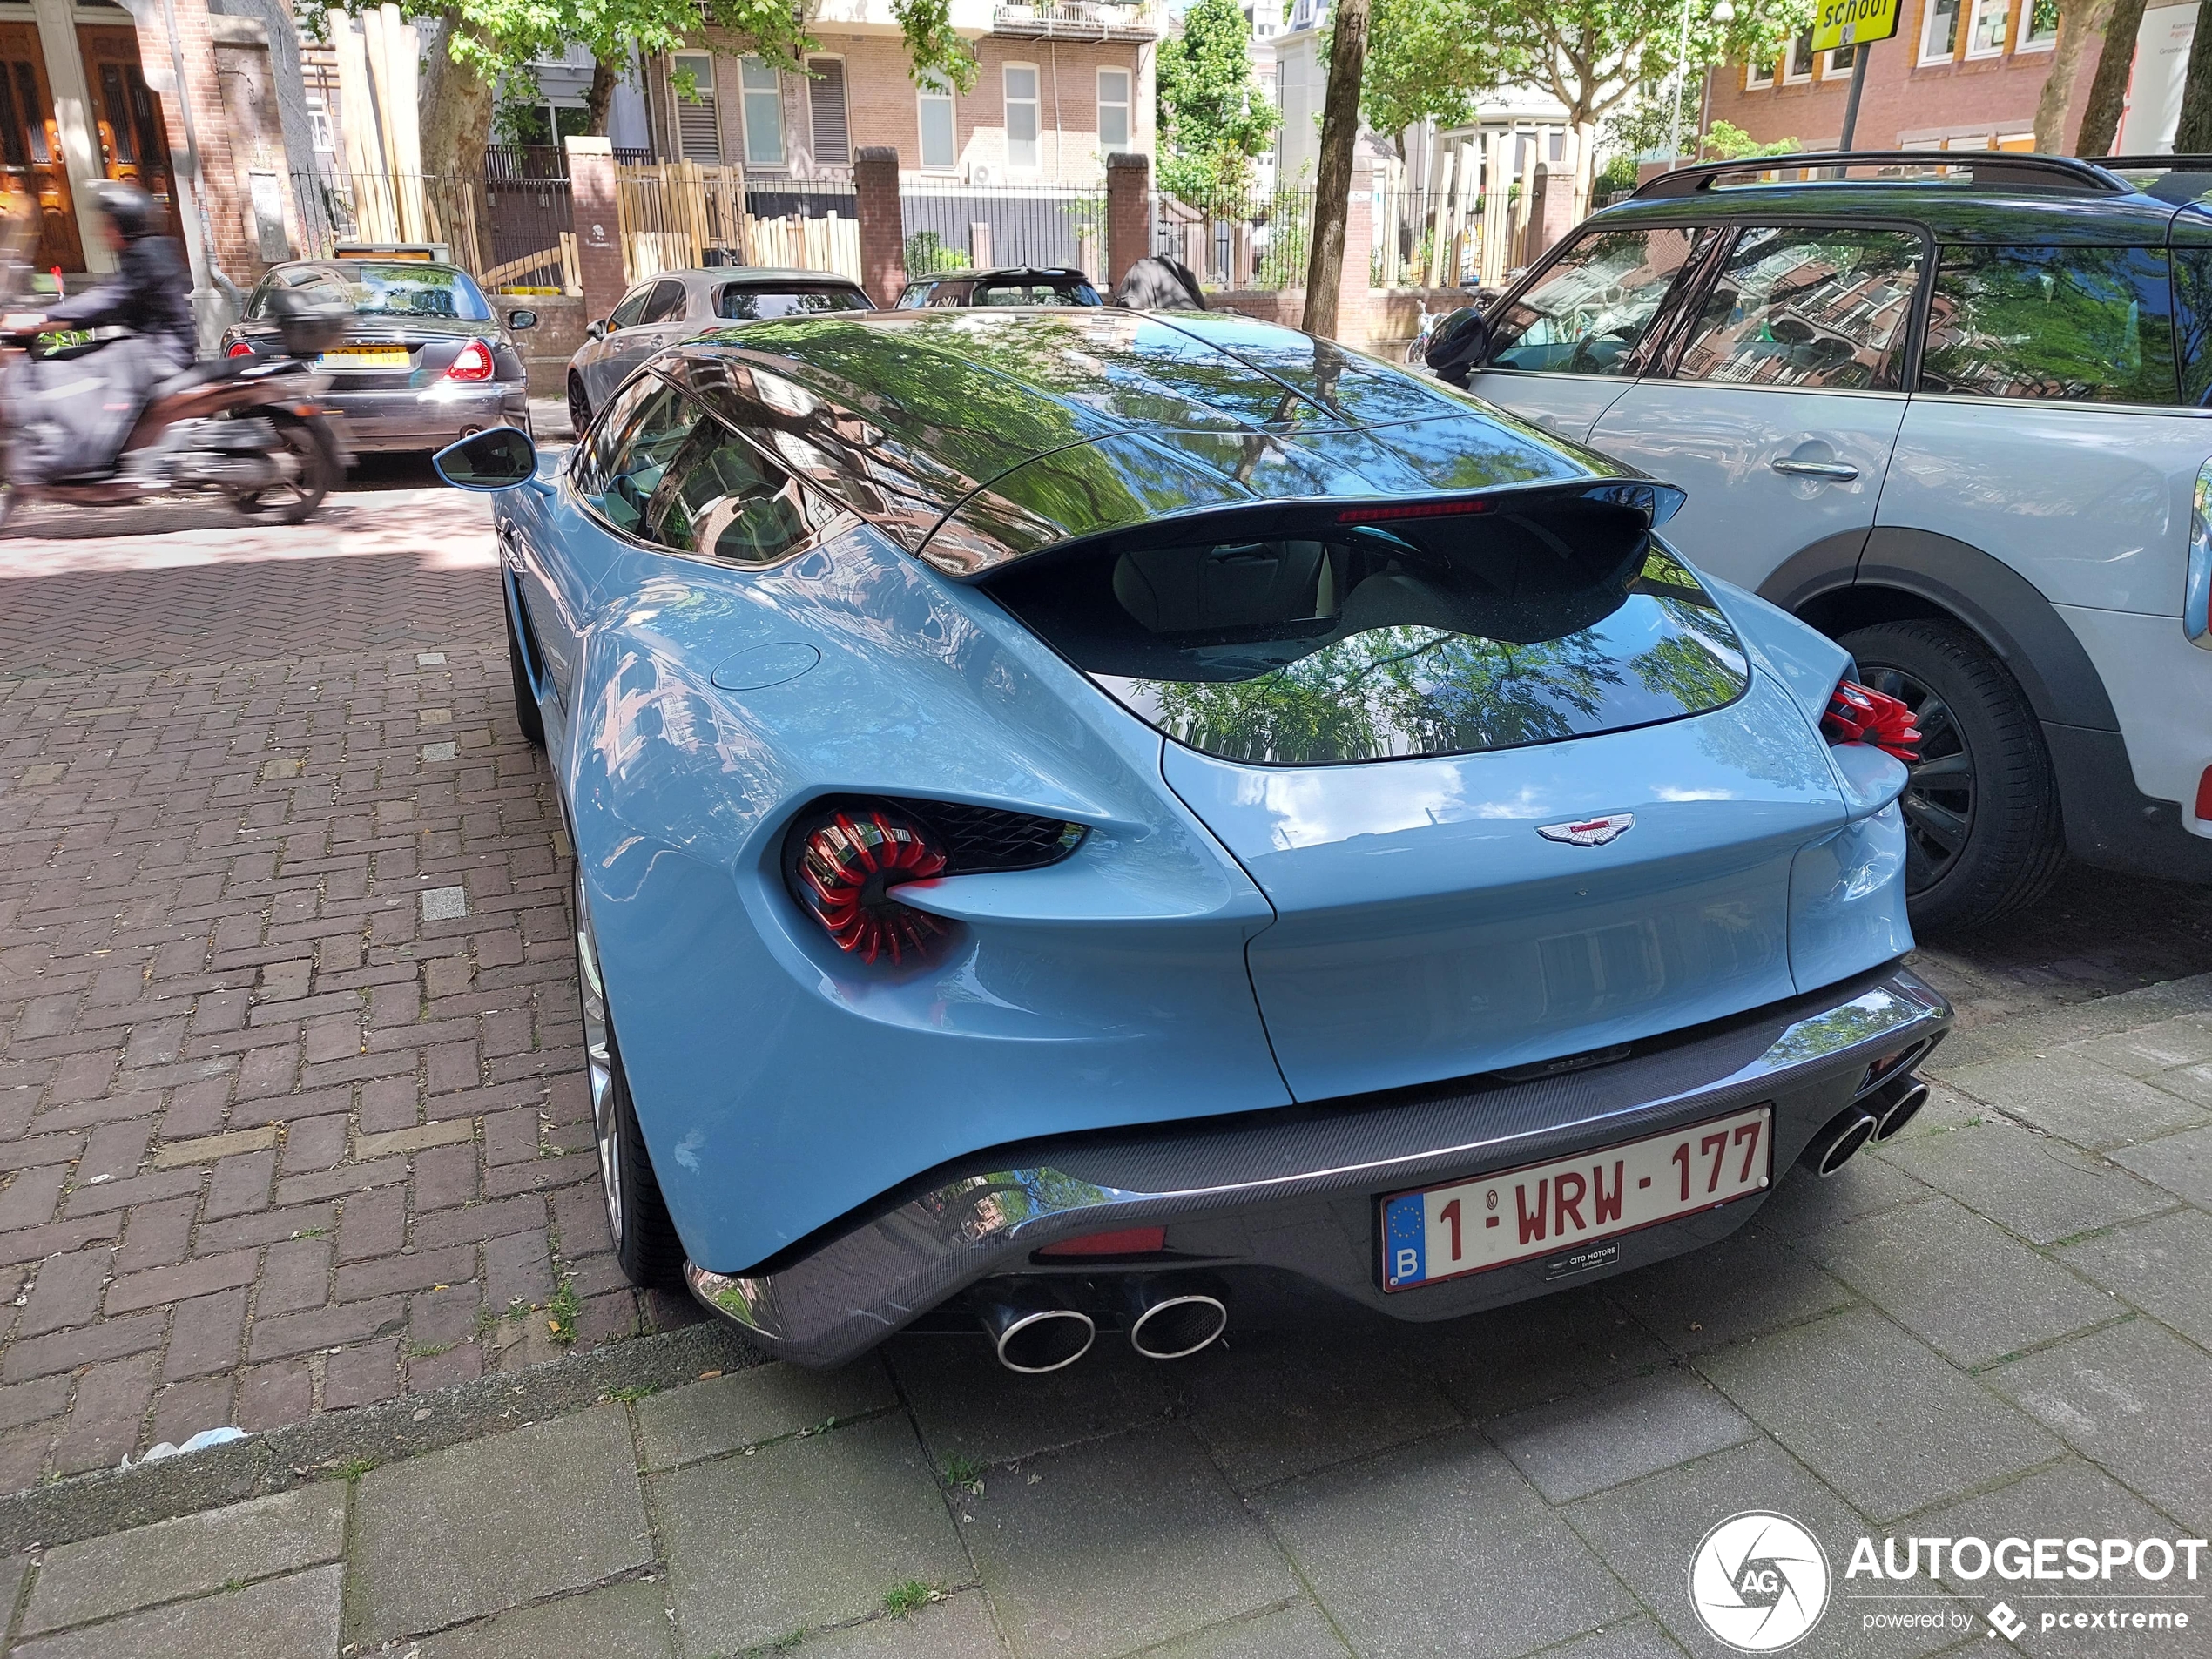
[433,307,1951,1374]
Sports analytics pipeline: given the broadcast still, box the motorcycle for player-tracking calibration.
[0,201,352,534]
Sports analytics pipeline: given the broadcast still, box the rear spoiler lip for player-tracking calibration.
[941,476,1689,584]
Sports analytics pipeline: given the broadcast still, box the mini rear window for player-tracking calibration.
[986,499,1749,765]
[1920,245,2176,405]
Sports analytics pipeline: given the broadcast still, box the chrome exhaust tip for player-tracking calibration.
[1868,1078,1930,1143]
[974,1291,1095,1374]
[1804,1109,1880,1178]
[1126,1285,1228,1360]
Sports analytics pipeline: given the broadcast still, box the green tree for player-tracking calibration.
[1698,118,1799,159]
[1157,0,1278,205]
[1355,0,1525,145]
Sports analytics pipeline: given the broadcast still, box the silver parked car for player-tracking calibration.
[566,266,872,433]
[1439,150,2212,931]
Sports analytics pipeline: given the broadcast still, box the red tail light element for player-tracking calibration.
[793,807,948,965]
[1822,680,1921,763]
[1037,1226,1169,1258]
[226,339,255,359]
[444,339,496,382]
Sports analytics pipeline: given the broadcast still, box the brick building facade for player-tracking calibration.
[1705,0,2098,153]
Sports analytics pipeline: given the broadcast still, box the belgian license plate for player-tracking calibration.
[1379,1104,1772,1291]
[320,346,409,369]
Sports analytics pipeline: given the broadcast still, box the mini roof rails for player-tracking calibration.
[2098,154,2212,171]
[1630,150,2130,200]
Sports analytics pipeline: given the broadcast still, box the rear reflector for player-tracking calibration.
[1036,1226,1167,1258]
[1338,497,1492,523]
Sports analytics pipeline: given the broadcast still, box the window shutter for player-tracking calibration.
[808,58,849,165]
[673,57,722,162]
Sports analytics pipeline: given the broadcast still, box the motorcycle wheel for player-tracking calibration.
[0,478,16,538]
[230,412,337,524]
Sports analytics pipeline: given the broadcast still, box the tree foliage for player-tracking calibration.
[1355,0,1524,140]
[1157,0,1278,203]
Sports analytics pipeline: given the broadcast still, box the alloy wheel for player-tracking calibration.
[567,377,591,440]
[573,868,625,1251]
[1858,662,1974,893]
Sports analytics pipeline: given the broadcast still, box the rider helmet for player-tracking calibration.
[89,180,162,242]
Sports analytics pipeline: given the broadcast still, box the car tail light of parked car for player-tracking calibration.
[1821,680,1920,762]
[442,339,496,382]
[226,340,255,359]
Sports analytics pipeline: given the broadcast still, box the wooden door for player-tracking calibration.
[77,27,170,206]
[0,23,84,274]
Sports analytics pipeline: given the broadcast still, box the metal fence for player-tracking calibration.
[1150,188,1316,293]
[900,185,1107,282]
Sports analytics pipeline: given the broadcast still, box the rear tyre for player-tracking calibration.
[566,374,591,440]
[230,411,336,523]
[1839,619,2064,933]
[505,590,546,748]
[574,866,685,1290]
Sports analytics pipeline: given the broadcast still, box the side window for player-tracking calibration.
[570,375,659,495]
[640,280,690,325]
[924,281,973,307]
[1487,227,1708,375]
[1921,245,2177,405]
[2171,245,2212,407]
[1672,226,1923,390]
[607,287,653,330]
[577,379,834,564]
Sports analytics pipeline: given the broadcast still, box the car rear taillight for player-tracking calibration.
[1821,680,1920,762]
[226,339,254,359]
[1036,1227,1168,1258]
[444,339,495,382]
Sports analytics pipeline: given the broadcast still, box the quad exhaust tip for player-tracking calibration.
[1868,1078,1930,1143]
[1128,1291,1229,1359]
[1807,1108,1880,1177]
[974,1293,1095,1373]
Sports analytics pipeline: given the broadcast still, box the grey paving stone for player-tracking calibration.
[1607,1222,1857,1357]
[961,1423,1296,1659]
[1795,1195,2121,1367]
[2146,1062,2212,1110]
[793,1590,1007,1656]
[1409,1281,1673,1420]
[0,1552,29,1635]
[12,1563,341,1659]
[652,1412,969,1656]
[1487,1366,1755,1504]
[1873,1117,2175,1245]
[2057,1208,2212,1350]
[1536,1619,1691,1659]
[347,1404,652,1643]
[890,1335,1174,1469]
[1696,1305,2062,1523]
[1939,1053,2207,1150]
[1176,1325,1461,1491]
[1563,1437,1966,1659]
[1984,1317,2212,1534]
[1905,1459,2182,1659]
[25,1483,345,1636]
[1750,1157,1931,1239]
[410,1581,673,1659]
[1146,1601,1352,1659]
[2109,1124,2212,1211]
[1256,1428,1635,1659]
[631,1357,896,1472]
[2067,1015,2212,1079]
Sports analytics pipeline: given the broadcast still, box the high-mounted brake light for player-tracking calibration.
[1036,1227,1168,1258]
[792,807,948,965]
[1337,497,1493,524]
[443,339,496,382]
[226,339,255,359]
[1822,680,1921,763]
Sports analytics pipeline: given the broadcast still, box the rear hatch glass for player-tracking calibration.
[985,495,1748,765]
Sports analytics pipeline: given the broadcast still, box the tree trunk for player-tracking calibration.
[2079,0,2148,152]
[586,55,622,138]
[2033,0,2111,153]
[1302,0,1369,339]
[1569,118,1596,224]
[418,12,496,178]
[2179,0,2212,150]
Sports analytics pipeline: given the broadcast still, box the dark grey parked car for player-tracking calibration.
[895,265,1103,309]
[567,267,872,433]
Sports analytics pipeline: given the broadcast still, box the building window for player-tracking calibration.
[2018,0,2058,48]
[1004,64,1040,171]
[1919,0,1961,62]
[740,56,784,166]
[917,71,955,169]
[1097,66,1130,151]
[307,97,334,152]
[1745,56,1776,89]
[1784,30,1816,80]
[1966,0,2010,57]
[1826,42,1858,74]
[807,56,849,165]
[671,52,721,162]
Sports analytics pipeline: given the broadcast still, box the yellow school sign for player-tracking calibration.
[1811,0,1902,51]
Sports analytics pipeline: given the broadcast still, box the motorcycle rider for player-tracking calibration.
[2,181,197,483]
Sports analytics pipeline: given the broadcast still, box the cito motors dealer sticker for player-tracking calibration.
[1689,1511,2208,1650]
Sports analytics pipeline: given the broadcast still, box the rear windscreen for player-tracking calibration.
[985,502,1749,765]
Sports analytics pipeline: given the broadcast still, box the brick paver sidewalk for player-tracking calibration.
[0,975,2201,1657]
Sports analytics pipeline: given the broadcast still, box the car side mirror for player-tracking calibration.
[586,319,607,341]
[1424,306,1494,388]
[507,308,538,331]
[434,426,538,491]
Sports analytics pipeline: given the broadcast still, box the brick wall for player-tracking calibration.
[511,295,588,398]
[134,0,258,278]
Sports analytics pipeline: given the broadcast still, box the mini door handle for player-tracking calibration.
[1771,457,1859,480]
